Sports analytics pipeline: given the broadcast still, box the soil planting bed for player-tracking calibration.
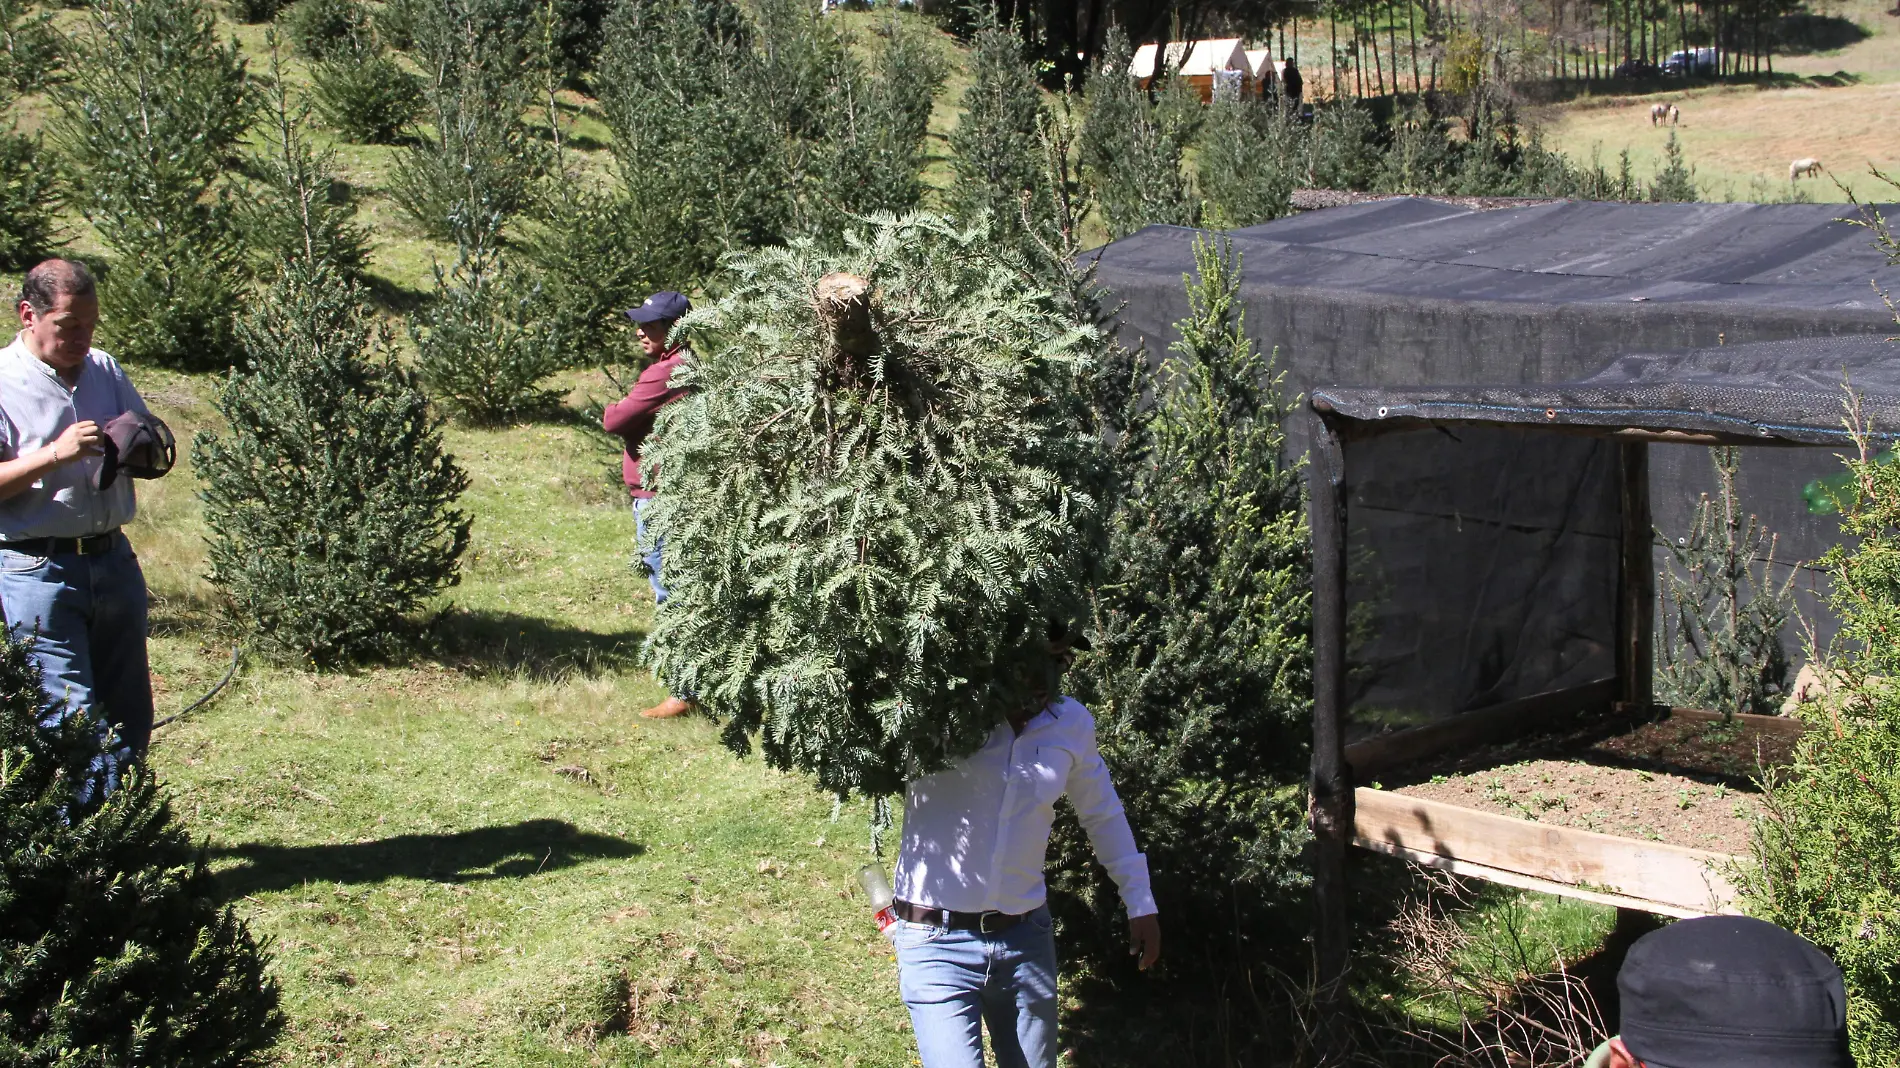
[1377,712,1802,855]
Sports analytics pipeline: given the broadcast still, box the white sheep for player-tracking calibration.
[1790,157,1824,181]
[1650,103,1668,125]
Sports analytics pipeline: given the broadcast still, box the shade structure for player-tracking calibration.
[1298,332,1900,1000]
[1089,199,1900,728]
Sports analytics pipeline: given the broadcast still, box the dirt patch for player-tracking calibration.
[1397,759,1761,854]
[1590,714,1801,778]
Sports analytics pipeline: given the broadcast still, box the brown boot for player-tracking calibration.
[639,696,693,719]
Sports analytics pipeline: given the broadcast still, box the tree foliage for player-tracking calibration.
[1655,447,1793,718]
[52,0,252,370]
[0,632,285,1065]
[390,0,543,240]
[1079,27,1197,238]
[310,33,421,144]
[1052,236,1313,984]
[243,50,371,282]
[947,9,1052,256]
[197,258,470,664]
[1195,90,1300,229]
[410,218,563,422]
[643,214,1111,798]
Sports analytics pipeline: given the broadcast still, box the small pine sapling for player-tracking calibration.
[1195,86,1300,228]
[284,0,365,59]
[1655,447,1794,719]
[196,257,470,664]
[51,0,252,370]
[410,218,563,422]
[515,178,646,368]
[642,214,1111,798]
[1649,130,1697,202]
[0,0,59,270]
[1052,236,1313,978]
[243,45,371,281]
[310,33,421,144]
[0,632,285,1063]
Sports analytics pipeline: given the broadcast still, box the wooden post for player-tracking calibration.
[1617,442,1654,716]
[1308,404,1353,1049]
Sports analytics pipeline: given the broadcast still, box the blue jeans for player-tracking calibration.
[894,906,1060,1068]
[0,534,153,795]
[632,497,666,604]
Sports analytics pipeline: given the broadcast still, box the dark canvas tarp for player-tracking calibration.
[1090,200,1900,733]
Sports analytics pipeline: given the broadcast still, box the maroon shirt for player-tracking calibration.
[601,345,689,498]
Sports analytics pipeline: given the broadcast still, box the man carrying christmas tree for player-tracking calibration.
[0,259,161,791]
[602,290,694,719]
[888,627,1162,1068]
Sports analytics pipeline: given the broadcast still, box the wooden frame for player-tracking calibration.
[1304,405,1821,1009]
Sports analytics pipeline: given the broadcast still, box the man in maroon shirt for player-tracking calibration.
[602,290,693,719]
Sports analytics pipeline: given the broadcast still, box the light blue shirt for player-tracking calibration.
[0,335,150,539]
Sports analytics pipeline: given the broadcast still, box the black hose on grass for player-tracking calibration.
[152,645,241,731]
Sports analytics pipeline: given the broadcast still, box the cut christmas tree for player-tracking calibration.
[642,213,1111,797]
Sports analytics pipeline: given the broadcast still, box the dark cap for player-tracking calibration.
[625,291,690,324]
[1047,618,1092,652]
[1619,916,1854,1068]
[96,411,175,491]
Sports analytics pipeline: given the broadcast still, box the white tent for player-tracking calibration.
[1129,38,1248,80]
[1244,48,1277,82]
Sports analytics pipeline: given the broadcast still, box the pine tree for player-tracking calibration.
[52,0,252,370]
[1196,90,1301,228]
[309,32,421,144]
[1051,236,1313,980]
[1649,129,1697,202]
[284,0,365,59]
[595,0,788,288]
[0,632,285,1064]
[390,0,543,240]
[1078,27,1197,238]
[514,178,647,368]
[642,213,1111,798]
[410,216,563,422]
[243,46,371,283]
[947,9,1052,256]
[0,0,58,270]
[1656,447,1794,718]
[196,259,470,664]
[1744,389,1900,1068]
[793,13,943,236]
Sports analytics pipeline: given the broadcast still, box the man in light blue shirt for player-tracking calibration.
[0,259,157,791]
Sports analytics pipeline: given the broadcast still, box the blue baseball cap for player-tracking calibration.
[625,291,690,324]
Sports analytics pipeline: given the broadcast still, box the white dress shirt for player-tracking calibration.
[894,696,1157,919]
[0,337,150,540]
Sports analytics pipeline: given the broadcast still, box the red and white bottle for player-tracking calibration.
[857,864,899,939]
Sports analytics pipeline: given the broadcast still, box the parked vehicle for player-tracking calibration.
[1614,58,1661,78]
[1663,47,1719,75]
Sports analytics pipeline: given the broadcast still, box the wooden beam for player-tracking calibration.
[1666,705,1809,740]
[1618,443,1655,715]
[1358,838,1737,919]
[1307,410,1353,1014]
[1345,678,1617,780]
[1353,788,1742,915]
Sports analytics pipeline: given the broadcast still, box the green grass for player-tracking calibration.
[133,367,924,1066]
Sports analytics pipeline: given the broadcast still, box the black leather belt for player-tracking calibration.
[0,531,122,556]
[893,899,1026,933]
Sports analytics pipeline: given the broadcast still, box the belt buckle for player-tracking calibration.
[75,536,89,556]
[978,911,1006,934]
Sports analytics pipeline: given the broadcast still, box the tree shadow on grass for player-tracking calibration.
[210,818,643,898]
[422,607,646,681]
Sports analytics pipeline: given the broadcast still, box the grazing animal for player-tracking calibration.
[1669,104,1680,124]
[1650,103,1669,125]
[1790,157,1824,180]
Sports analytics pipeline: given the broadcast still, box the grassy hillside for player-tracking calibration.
[1534,0,1900,201]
